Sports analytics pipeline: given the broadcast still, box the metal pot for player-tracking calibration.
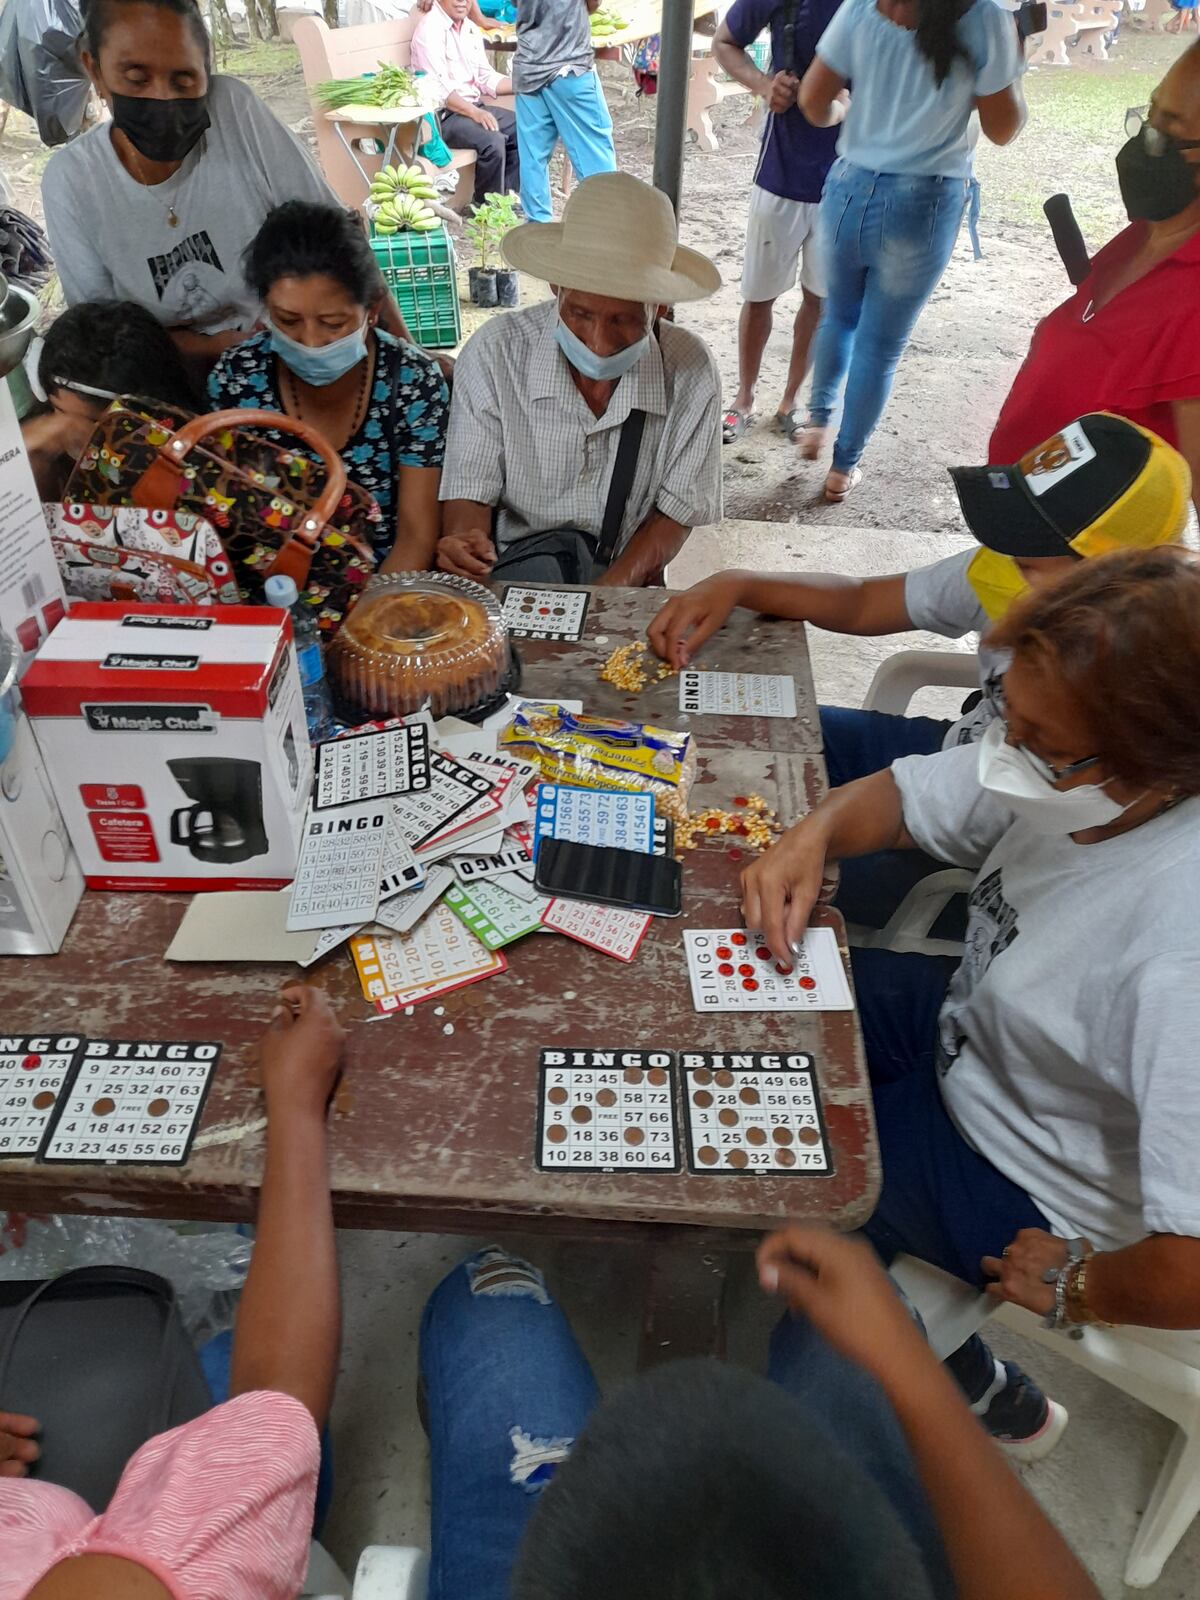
[0,281,40,380]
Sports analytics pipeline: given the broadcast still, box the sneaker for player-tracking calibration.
[978,1360,1069,1463]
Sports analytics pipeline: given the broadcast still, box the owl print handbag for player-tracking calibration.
[63,397,382,635]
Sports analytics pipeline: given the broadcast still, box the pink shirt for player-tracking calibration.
[411,4,504,107]
[0,1392,320,1600]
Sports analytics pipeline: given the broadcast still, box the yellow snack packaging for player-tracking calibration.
[500,704,697,821]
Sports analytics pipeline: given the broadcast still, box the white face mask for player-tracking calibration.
[976,718,1137,836]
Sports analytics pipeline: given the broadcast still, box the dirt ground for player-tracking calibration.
[0,25,1186,536]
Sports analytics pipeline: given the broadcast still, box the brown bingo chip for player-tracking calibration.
[697,1145,719,1166]
[548,1086,569,1105]
[728,1148,749,1169]
[772,1127,794,1146]
[739,1087,761,1106]
[693,1089,713,1108]
[597,1088,618,1107]
[92,1097,116,1116]
[714,1070,735,1088]
[692,1069,713,1086]
[547,1124,568,1144]
[746,1126,767,1146]
[32,1090,56,1111]
[147,1098,170,1118]
[624,1126,645,1145]
[718,1108,739,1127]
[623,1068,644,1085]
[647,1067,668,1086]
[798,1125,822,1147]
[777,1148,797,1168]
[571,1105,592,1124]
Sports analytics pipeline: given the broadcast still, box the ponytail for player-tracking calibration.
[913,0,970,86]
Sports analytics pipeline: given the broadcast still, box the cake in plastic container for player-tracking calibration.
[329,572,510,721]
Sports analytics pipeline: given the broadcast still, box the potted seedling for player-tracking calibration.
[487,193,522,308]
[465,203,497,307]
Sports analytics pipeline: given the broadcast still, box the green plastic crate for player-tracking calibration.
[370,224,462,350]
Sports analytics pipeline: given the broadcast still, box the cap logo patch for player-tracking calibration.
[1019,420,1096,497]
[988,471,1009,489]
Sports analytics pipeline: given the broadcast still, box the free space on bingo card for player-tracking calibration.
[39,1039,222,1166]
[537,1049,679,1172]
[681,1053,832,1176]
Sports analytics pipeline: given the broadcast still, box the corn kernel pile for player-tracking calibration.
[599,639,676,693]
[676,793,779,855]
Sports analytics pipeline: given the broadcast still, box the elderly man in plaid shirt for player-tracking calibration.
[423,172,723,588]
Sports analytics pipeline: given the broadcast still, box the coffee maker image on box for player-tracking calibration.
[168,757,269,865]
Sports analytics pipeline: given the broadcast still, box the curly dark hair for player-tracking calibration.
[81,0,212,69]
[989,546,1200,795]
[39,300,200,412]
[242,201,386,310]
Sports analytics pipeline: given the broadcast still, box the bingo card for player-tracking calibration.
[683,927,854,1011]
[286,801,388,931]
[531,784,653,860]
[0,1035,85,1159]
[679,670,797,720]
[681,1052,832,1175]
[314,724,431,809]
[502,586,590,642]
[40,1039,221,1166]
[536,1048,679,1171]
[392,752,495,851]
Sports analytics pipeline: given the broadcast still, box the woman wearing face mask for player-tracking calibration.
[742,545,1200,1457]
[39,0,400,377]
[989,41,1200,517]
[209,201,449,568]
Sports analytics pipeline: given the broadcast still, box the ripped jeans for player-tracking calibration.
[419,1247,953,1600]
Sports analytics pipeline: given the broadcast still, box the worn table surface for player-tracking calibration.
[0,588,876,1243]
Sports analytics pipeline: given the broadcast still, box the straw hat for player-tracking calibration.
[502,171,721,304]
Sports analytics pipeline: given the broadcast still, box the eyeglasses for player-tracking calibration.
[1125,105,1200,157]
[992,682,1102,785]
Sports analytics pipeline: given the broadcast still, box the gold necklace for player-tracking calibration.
[280,344,374,444]
[126,142,183,228]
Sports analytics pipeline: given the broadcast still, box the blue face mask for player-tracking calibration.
[267,316,369,387]
[555,313,650,382]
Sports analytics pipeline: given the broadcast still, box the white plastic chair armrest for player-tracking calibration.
[353,1546,429,1600]
[862,649,979,716]
[889,1255,994,1359]
[850,866,974,958]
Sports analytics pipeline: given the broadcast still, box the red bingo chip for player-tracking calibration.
[715,945,732,959]
[738,963,755,977]
[755,945,771,961]
[718,962,734,976]
[742,978,759,992]
[775,963,792,976]
[799,977,816,990]
[731,932,747,946]
[21,1054,40,1071]
[538,606,550,615]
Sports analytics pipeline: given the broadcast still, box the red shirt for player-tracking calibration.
[989,223,1200,464]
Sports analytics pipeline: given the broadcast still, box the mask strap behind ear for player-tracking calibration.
[52,376,120,402]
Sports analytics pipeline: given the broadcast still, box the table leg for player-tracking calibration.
[638,1244,730,1369]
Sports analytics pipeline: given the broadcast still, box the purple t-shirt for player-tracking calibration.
[725,0,842,204]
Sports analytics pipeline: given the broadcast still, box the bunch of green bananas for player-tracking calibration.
[589,7,623,34]
[370,164,441,234]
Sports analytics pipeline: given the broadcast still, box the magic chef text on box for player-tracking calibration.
[21,604,313,891]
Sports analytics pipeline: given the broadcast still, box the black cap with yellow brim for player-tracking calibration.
[949,413,1192,560]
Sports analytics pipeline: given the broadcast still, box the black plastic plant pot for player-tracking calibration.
[474,269,499,308]
[495,268,519,308]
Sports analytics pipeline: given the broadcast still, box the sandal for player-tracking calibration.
[795,423,829,461]
[775,409,802,438]
[824,466,863,504]
[722,406,756,443]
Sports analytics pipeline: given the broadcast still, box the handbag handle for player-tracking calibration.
[0,1265,186,1440]
[128,408,351,589]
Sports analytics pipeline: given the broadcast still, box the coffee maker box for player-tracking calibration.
[0,710,85,954]
[0,383,68,669]
[21,604,313,891]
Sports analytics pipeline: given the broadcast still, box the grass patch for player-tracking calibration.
[211,37,302,82]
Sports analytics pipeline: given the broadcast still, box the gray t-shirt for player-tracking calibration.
[904,548,1006,749]
[892,742,1200,1252]
[42,75,335,335]
[513,0,594,94]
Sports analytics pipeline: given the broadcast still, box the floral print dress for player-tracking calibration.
[208,329,449,559]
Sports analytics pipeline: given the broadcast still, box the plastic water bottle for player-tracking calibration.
[264,574,334,743]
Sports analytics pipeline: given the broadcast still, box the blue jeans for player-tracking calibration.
[808,159,970,473]
[851,945,1052,1402]
[820,703,954,929]
[516,71,616,223]
[419,1247,954,1600]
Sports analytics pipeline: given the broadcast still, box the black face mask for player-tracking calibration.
[1116,129,1200,223]
[111,91,210,164]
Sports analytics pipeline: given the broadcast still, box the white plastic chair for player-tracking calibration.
[890,1254,1200,1587]
[353,1546,429,1600]
[843,650,977,958]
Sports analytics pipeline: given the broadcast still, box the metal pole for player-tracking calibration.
[652,0,696,217]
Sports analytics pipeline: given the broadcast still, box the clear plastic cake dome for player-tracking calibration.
[329,572,511,721]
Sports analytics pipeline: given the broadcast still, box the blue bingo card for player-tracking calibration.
[531,784,654,861]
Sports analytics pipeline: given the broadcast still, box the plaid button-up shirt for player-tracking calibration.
[440,298,723,557]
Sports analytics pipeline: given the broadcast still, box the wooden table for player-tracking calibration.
[0,589,878,1341]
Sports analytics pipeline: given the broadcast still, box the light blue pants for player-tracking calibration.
[516,70,616,223]
[807,158,970,474]
[419,1246,953,1600]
